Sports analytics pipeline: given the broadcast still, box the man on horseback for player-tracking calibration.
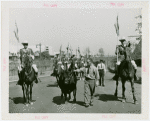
[51,54,59,76]
[113,37,138,81]
[16,41,39,85]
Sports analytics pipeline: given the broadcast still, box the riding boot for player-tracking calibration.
[35,72,39,84]
[113,65,119,80]
[51,69,55,76]
[134,69,138,81]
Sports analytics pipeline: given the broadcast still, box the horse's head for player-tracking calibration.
[120,60,135,78]
[70,58,77,71]
[24,54,33,74]
[63,71,72,84]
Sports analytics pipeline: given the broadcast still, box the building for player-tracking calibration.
[9,52,19,61]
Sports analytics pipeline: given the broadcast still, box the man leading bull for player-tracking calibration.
[113,37,138,81]
[16,41,39,85]
[75,58,99,107]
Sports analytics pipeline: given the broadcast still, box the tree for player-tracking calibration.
[41,51,50,59]
[99,48,104,57]
[84,47,90,58]
[135,15,142,38]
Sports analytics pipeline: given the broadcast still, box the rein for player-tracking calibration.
[25,66,33,76]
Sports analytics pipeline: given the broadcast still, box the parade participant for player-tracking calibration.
[80,55,84,64]
[70,54,75,59]
[51,54,59,76]
[97,60,106,86]
[17,41,39,85]
[75,58,99,107]
[113,37,138,80]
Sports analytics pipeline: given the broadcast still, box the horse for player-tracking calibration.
[108,60,137,104]
[20,54,37,106]
[58,59,77,103]
[52,62,62,86]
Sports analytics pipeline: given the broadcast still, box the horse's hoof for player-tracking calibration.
[114,93,117,97]
[122,99,126,103]
[134,101,138,105]
[25,104,29,107]
[30,102,33,105]
[73,100,76,103]
[65,101,68,104]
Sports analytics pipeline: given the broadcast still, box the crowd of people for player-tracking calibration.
[16,36,138,107]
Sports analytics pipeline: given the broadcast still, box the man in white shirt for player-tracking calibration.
[97,60,106,86]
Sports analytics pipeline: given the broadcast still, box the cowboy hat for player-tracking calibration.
[119,37,126,43]
[22,40,28,45]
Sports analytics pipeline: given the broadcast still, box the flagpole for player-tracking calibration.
[117,36,119,62]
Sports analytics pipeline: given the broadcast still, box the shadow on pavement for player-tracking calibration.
[94,94,120,102]
[9,97,36,104]
[9,97,24,104]
[47,83,58,87]
[52,96,65,105]
[69,101,85,107]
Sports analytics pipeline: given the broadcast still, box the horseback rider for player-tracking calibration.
[71,54,78,69]
[113,37,138,80]
[17,41,39,85]
[80,55,84,64]
[51,54,59,76]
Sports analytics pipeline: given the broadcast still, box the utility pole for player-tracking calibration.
[36,43,41,59]
[36,43,42,74]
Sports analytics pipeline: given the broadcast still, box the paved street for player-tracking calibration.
[9,71,141,113]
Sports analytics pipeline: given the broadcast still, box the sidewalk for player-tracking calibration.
[9,71,52,82]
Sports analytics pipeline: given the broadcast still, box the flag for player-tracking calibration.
[60,44,62,55]
[114,15,119,36]
[78,46,80,53]
[67,43,71,50]
[14,21,19,42]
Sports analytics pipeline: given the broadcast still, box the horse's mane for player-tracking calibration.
[24,55,33,73]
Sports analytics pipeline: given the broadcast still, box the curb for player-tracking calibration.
[9,75,51,83]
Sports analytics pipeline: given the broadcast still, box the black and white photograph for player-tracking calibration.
[1,1,149,120]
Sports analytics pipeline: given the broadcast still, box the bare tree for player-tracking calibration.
[99,48,104,57]
[83,47,91,58]
[135,14,142,38]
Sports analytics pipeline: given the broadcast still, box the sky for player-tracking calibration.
[9,8,141,55]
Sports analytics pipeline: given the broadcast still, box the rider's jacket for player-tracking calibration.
[53,57,58,67]
[20,48,34,65]
[115,44,132,61]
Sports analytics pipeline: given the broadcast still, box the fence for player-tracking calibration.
[9,59,53,76]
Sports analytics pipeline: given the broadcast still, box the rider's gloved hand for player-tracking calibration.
[29,54,34,60]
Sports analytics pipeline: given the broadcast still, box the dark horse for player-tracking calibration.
[58,59,77,103]
[108,60,137,104]
[53,62,62,86]
[20,54,37,106]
